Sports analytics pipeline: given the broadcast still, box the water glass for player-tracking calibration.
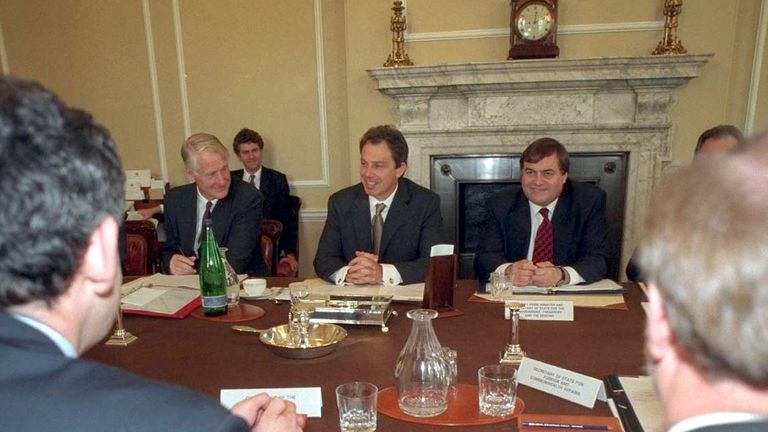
[336,382,378,432]
[489,272,511,299]
[478,364,517,416]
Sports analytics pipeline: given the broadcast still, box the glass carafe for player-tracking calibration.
[218,247,239,306]
[394,309,450,417]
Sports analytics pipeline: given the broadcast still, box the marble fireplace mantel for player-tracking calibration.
[368,54,711,275]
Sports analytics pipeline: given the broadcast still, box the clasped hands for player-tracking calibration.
[344,251,382,285]
[504,260,565,287]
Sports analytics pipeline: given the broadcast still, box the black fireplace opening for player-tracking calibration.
[431,153,627,280]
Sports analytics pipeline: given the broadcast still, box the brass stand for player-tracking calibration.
[652,0,687,55]
[383,1,413,67]
[105,308,137,346]
[500,302,525,366]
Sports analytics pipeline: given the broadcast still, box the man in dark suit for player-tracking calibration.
[231,128,298,275]
[314,125,444,285]
[0,76,303,431]
[161,133,267,276]
[474,138,609,286]
[639,133,768,431]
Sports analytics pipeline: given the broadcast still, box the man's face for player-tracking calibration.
[699,135,739,155]
[188,150,231,200]
[521,153,567,206]
[359,141,406,201]
[236,141,263,173]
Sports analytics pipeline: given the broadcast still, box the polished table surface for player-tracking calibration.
[85,279,646,431]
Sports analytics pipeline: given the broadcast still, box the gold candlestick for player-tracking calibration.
[500,302,526,366]
[652,0,687,55]
[105,308,138,346]
[383,1,413,67]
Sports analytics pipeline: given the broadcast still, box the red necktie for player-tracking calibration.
[198,201,213,247]
[532,208,553,264]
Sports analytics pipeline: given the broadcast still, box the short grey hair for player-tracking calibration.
[639,130,768,386]
[181,133,228,172]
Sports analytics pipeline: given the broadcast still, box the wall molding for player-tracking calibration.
[300,208,327,223]
[405,21,664,42]
[170,0,330,188]
[0,23,9,74]
[142,1,169,182]
[746,0,767,133]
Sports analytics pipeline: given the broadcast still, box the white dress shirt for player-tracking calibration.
[193,189,219,251]
[11,313,77,358]
[242,167,262,190]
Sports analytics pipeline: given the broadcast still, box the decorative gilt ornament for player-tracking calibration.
[384,1,413,67]
[105,309,138,346]
[652,0,687,55]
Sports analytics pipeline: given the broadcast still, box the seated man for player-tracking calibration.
[231,128,298,274]
[162,133,267,276]
[474,138,609,287]
[625,124,744,281]
[314,125,444,285]
[639,133,768,431]
[0,76,303,431]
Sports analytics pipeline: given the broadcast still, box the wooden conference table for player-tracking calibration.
[85,279,646,431]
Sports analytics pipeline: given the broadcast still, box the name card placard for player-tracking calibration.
[504,301,574,321]
[220,387,322,417]
[517,357,606,408]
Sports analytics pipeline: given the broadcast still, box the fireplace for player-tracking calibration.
[369,55,711,279]
[431,153,627,279]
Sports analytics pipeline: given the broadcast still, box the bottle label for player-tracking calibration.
[201,295,227,308]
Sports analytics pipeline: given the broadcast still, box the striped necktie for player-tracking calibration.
[532,208,554,264]
[372,203,386,256]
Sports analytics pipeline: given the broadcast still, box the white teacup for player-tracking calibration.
[242,278,267,296]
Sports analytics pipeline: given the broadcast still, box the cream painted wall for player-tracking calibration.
[0,0,764,278]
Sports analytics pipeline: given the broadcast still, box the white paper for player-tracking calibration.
[517,357,605,408]
[220,387,322,418]
[125,169,152,187]
[484,278,623,295]
[121,287,165,306]
[430,244,454,257]
[618,376,664,432]
[503,300,574,321]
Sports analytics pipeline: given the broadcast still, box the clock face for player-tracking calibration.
[516,3,554,41]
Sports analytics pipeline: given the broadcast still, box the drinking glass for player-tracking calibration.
[336,382,378,432]
[490,272,512,300]
[478,364,517,416]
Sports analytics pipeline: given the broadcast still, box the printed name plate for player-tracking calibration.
[220,387,322,417]
[517,357,606,408]
[504,301,574,321]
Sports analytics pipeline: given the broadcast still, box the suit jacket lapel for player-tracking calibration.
[506,188,531,259]
[552,181,572,265]
[211,184,236,245]
[378,180,410,256]
[351,186,374,253]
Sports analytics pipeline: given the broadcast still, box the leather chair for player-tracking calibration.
[274,195,302,277]
[260,219,283,276]
[124,220,160,276]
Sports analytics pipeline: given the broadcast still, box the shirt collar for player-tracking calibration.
[11,313,78,358]
[368,184,398,211]
[195,188,219,208]
[529,198,558,220]
[669,413,766,432]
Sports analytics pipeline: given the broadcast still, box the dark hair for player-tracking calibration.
[359,125,408,168]
[694,125,744,155]
[0,76,124,308]
[232,128,264,154]
[520,137,569,173]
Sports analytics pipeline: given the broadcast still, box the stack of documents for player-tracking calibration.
[120,274,202,318]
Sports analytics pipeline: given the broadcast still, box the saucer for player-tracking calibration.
[240,287,280,301]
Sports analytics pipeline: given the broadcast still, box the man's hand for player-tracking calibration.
[135,205,161,220]
[531,261,563,287]
[230,393,306,431]
[345,251,382,285]
[504,259,537,286]
[277,254,299,276]
[169,253,196,275]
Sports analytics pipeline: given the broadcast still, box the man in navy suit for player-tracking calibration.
[474,138,609,286]
[639,134,768,431]
[314,125,444,285]
[230,128,298,275]
[0,76,303,431]
[161,133,267,276]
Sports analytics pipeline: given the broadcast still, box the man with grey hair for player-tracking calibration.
[638,133,768,431]
[162,133,267,275]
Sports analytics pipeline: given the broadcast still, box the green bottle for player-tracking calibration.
[198,218,227,316]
